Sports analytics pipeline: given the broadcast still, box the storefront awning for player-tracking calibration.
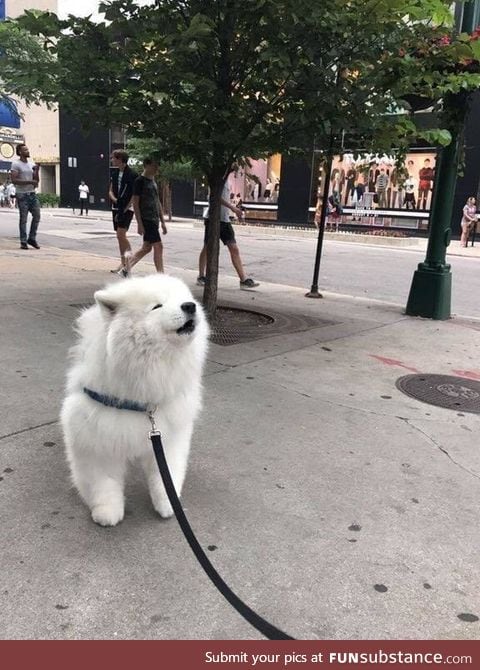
[0,100,20,129]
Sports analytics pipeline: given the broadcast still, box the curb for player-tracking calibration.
[192,220,422,247]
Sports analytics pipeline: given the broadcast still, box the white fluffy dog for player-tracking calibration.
[61,274,209,527]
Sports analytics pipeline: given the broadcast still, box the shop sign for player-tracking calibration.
[0,127,24,166]
[0,128,24,144]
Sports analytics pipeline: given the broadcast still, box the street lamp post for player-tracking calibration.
[405,0,479,319]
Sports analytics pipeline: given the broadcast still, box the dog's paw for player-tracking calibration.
[91,503,124,527]
[153,499,174,519]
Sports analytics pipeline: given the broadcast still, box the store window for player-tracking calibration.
[194,155,282,218]
[228,155,281,203]
[310,149,437,229]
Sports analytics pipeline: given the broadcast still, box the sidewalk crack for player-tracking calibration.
[405,419,480,482]
[271,380,394,417]
[0,420,59,442]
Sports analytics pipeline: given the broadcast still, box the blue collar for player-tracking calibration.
[83,387,150,413]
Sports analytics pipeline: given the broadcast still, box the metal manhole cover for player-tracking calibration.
[396,374,480,414]
[211,307,274,345]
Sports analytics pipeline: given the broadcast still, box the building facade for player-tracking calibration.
[2,0,119,206]
[3,0,60,194]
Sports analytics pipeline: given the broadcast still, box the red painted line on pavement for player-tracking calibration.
[369,355,420,373]
[452,369,480,381]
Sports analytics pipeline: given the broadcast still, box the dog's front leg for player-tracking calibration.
[68,449,127,527]
[141,424,193,519]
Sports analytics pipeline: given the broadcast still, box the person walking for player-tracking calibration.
[6,182,16,208]
[127,157,168,274]
[10,144,41,250]
[460,196,477,248]
[109,150,136,276]
[197,180,259,290]
[78,180,90,215]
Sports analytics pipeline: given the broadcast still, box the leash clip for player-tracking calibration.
[147,407,160,437]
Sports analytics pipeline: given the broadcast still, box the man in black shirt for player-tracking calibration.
[128,157,167,274]
[109,149,137,276]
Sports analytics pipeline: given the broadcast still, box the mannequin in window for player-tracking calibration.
[418,158,434,209]
[344,166,357,205]
[403,161,417,210]
[248,181,260,201]
[384,162,393,207]
[263,178,273,201]
[331,167,345,198]
[367,161,379,193]
[375,168,389,208]
[273,177,280,201]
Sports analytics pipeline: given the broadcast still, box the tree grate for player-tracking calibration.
[396,374,480,414]
[210,305,334,346]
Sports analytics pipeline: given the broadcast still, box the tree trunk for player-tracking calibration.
[160,180,172,221]
[202,173,225,319]
[166,182,172,222]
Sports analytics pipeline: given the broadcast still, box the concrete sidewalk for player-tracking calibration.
[1,242,479,640]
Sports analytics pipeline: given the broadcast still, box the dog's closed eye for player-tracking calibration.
[151,304,163,311]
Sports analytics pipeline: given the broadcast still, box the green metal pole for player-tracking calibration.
[405,131,460,319]
[405,1,478,319]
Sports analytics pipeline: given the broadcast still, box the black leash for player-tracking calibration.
[149,424,294,640]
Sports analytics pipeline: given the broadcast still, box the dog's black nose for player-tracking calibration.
[181,302,196,315]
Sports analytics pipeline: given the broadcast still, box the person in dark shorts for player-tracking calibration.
[197,181,259,290]
[128,157,167,274]
[109,150,137,276]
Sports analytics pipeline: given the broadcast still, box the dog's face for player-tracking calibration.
[94,275,208,357]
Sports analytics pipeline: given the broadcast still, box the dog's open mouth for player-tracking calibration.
[176,319,195,335]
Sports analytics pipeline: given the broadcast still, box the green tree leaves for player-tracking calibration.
[2,0,479,312]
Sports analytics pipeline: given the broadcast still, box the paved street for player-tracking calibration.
[1,208,479,319]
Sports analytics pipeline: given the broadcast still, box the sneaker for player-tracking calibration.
[196,276,206,286]
[123,251,132,277]
[20,242,29,250]
[115,253,133,278]
[240,278,259,290]
[27,239,40,249]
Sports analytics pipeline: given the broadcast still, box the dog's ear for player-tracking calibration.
[94,290,120,316]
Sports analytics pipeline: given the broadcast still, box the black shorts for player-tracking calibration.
[142,220,161,244]
[203,219,236,246]
[112,210,134,230]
